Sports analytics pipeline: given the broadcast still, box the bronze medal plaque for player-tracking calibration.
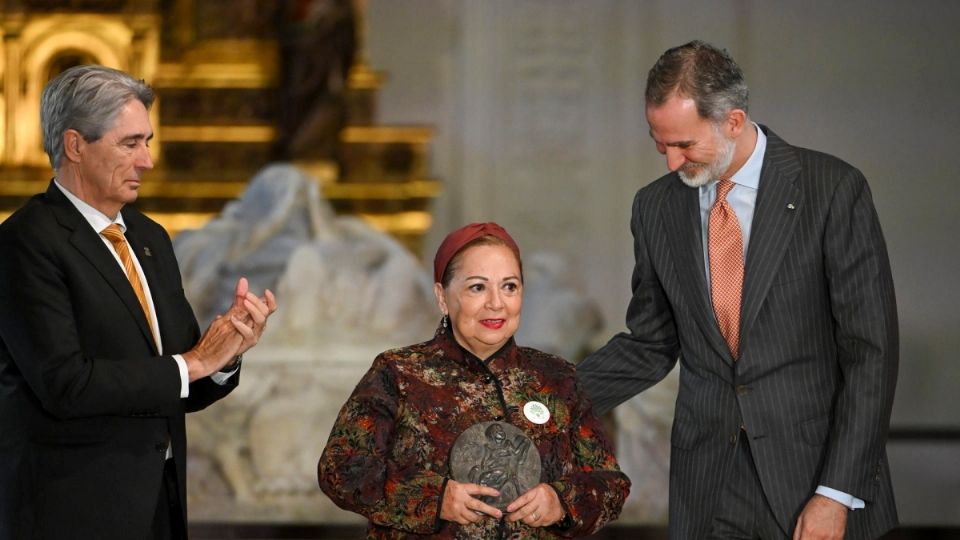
[449,421,541,510]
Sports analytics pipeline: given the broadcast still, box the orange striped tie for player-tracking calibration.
[101,224,157,346]
[708,179,743,359]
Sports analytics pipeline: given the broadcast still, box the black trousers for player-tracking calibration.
[706,432,789,539]
[152,459,187,540]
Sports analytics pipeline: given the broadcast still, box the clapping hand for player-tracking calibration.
[184,277,276,381]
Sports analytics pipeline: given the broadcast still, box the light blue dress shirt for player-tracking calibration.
[699,124,764,288]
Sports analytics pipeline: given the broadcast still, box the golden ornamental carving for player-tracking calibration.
[1,1,439,252]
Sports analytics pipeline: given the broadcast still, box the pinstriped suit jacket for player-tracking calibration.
[578,127,898,539]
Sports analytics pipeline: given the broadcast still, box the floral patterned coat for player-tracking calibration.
[318,328,630,539]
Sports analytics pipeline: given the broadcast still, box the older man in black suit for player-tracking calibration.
[578,41,898,539]
[0,65,276,539]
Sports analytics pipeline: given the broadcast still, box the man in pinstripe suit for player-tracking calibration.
[577,41,898,539]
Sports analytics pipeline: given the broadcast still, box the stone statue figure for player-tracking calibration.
[174,164,332,330]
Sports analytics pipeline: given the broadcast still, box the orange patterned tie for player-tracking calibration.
[708,179,743,359]
[101,224,157,346]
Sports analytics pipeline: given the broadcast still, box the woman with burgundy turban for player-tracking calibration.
[319,223,629,539]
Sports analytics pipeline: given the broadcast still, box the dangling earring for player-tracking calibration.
[442,314,449,329]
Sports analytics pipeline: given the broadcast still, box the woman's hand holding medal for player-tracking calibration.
[440,479,503,525]
[506,483,565,527]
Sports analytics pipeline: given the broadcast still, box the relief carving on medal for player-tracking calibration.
[450,421,542,510]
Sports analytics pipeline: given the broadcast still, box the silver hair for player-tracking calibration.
[40,65,154,171]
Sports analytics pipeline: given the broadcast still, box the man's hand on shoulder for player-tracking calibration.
[793,494,848,540]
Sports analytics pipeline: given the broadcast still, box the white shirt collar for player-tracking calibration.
[54,180,127,234]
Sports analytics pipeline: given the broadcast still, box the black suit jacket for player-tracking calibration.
[0,182,237,539]
[578,127,898,539]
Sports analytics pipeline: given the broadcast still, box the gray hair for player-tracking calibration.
[645,40,749,123]
[41,65,154,170]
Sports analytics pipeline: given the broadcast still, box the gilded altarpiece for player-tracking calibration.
[0,0,439,251]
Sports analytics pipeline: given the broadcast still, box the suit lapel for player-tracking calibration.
[663,176,735,365]
[46,183,158,353]
[739,128,802,356]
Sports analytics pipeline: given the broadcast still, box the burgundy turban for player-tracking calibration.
[433,222,521,284]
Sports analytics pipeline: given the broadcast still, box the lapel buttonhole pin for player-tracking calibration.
[787,203,796,210]
[143,247,152,257]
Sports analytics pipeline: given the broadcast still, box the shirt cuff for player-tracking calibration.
[210,361,240,385]
[172,354,189,398]
[816,485,865,510]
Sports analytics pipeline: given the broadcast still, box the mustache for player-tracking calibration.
[680,161,708,172]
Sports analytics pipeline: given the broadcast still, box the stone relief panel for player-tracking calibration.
[499,0,594,253]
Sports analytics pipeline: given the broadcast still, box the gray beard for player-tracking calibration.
[678,131,736,188]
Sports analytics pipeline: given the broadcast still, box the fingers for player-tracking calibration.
[460,484,501,521]
[243,297,267,325]
[441,481,503,525]
[264,289,277,313]
[231,278,277,317]
[467,484,501,499]
[232,314,264,356]
[248,289,277,318]
[505,489,535,514]
[469,499,501,520]
[233,277,249,309]
[223,284,276,336]
[507,507,545,526]
[505,483,562,527]
[230,315,255,339]
[223,303,252,325]
[236,288,276,324]
[242,289,276,345]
